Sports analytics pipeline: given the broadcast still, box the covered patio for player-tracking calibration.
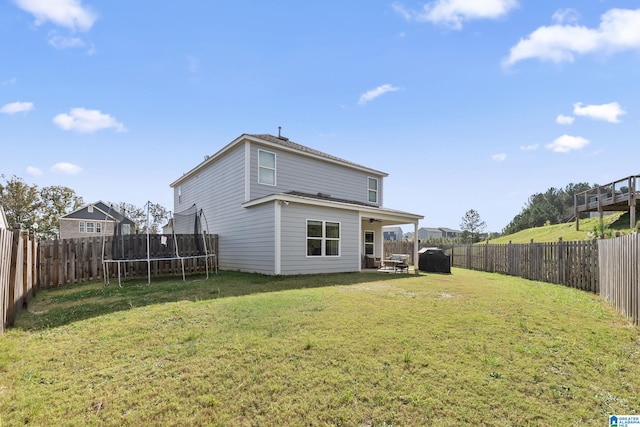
[359,207,423,273]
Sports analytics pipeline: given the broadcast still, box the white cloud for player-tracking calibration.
[358,84,400,105]
[2,77,17,85]
[51,162,82,175]
[556,114,574,125]
[520,144,539,151]
[573,102,626,123]
[0,101,34,114]
[48,34,85,49]
[504,8,640,66]
[26,166,43,176]
[552,8,579,25]
[545,135,589,153]
[393,0,518,29]
[14,0,97,32]
[492,153,507,162]
[53,108,126,133]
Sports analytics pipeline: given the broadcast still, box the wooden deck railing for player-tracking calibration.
[574,175,640,229]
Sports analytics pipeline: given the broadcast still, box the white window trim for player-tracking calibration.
[258,149,277,186]
[79,221,85,233]
[368,177,378,204]
[306,219,341,257]
[86,222,95,233]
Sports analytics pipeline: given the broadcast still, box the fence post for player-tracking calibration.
[557,237,564,285]
[484,241,489,271]
[21,229,30,309]
[7,224,22,327]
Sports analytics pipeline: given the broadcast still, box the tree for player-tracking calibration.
[0,175,39,230]
[39,185,84,239]
[0,175,83,239]
[502,182,593,235]
[460,209,486,243]
[115,201,169,234]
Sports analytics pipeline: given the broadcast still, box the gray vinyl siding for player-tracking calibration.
[280,203,359,275]
[172,145,275,274]
[249,143,384,206]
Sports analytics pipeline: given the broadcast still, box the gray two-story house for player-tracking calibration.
[170,133,423,275]
[59,201,135,240]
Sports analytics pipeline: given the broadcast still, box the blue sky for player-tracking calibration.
[1,0,639,232]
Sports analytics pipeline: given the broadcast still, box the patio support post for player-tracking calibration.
[413,221,419,274]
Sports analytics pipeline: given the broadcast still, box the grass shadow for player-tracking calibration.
[17,270,419,331]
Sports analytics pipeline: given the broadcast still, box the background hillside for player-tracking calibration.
[489,212,636,244]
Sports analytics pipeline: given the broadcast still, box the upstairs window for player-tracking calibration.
[307,220,340,257]
[79,221,85,233]
[258,150,276,185]
[368,177,378,203]
[86,222,95,233]
[96,222,102,233]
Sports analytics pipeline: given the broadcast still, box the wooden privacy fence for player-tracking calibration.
[449,240,599,292]
[0,226,38,332]
[598,234,640,326]
[38,234,218,288]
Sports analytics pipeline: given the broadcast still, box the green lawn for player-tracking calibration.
[1,269,639,426]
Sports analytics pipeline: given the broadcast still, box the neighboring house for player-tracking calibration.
[170,133,423,275]
[383,226,403,241]
[59,201,135,240]
[418,227,443,239]
[439,227,462,238]
[417,227,462,239]
[0,205,8,230]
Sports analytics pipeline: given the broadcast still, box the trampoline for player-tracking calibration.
[101,202,217,286]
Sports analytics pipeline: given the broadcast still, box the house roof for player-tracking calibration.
[60,201,135,224]
[439,227,461,233]
[171,133,389,188]
[420,227,441,233]
[242,191,423,225]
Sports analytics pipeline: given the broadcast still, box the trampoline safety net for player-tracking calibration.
[103,202,216,286]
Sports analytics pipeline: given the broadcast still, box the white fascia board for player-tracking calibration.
[242,193,423,223]
[60,201,117,221]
